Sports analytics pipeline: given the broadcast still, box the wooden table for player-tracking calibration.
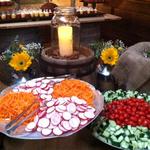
[0,81,116,150]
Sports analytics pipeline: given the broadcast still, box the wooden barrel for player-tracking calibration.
[40,46,97,85]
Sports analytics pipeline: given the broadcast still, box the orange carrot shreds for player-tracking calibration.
[52,79,95,106]
[0,92,40,124]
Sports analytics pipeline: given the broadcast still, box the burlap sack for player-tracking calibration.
[112,42,150,93]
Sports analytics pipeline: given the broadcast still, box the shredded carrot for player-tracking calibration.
[52,79,95,106]
[0,92,39,124]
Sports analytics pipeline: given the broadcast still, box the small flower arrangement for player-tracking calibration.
[0,36,41,82]
[91,39,126,66]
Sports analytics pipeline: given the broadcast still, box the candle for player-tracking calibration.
[58,26,73,57]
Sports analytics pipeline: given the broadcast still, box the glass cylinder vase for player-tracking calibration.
[51,7,80,57]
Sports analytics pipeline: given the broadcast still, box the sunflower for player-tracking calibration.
[9,51,32,71]
[100,47,119,66]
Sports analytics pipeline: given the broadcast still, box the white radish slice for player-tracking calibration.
[58,124,67,132]
[26,122,36,131]
[46,111,55,119]
[36,82,42,87]
[38,118,50,128]
[53,127,63,136]
[58,99,68,105]
[69,117,80,128]
[80,120,88,125]
[37,127,42,132]
[62,112,71,120]
[87,106,96,112]
[73,111,79,115]
[38,110,46,118]
[40,94,47,100]
[47,88,53,94]
[41,128,52,136]
[71,96,79,102]
[40,90,48,94]
[42,79,51,84]
[34,115,39,124]
[32,89,38,95]
[48,123,56,130]
[51,112,61,126]
[46,101,55,107]
[40,106,47,111]
[62,121,72,131]
[78,113,87,120]
[79,105,87,111]
[47,106,55,114]
[77,106,85,112]
[67,103,76,114]
[79,99,87,105]
[25,127,32,132]
[40,83,47,89]
[56,105,66,112]
[26,81,36,87]
[74,98,84,105]
[26,88,33,93]
[84,111,95,119]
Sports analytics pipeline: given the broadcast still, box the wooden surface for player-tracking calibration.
[0,14,121,29]
[97,0,150,46]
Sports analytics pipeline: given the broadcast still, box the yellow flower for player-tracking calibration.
[100,47,119,66]
[9,51,32,71]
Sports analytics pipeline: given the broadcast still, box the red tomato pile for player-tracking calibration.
[104,98,150,128]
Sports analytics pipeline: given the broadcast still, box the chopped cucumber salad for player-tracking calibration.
[93,89,150,150]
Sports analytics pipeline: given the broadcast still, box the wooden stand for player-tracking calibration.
[41,46,96,85]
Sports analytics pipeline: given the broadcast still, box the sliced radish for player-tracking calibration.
[74,98,84,105]
[40,89,48,94]
[79,99,87,105]
[38,110,46,118]
[25,127,32,132]
[46,111,56,119]
[71,96,79,102]
[80,120,88,125]
[26,122,36,131]
[42,79,51,84]
[41,128,52,136]
[78,113,87,120]
[67,103,76,114]
[47,88,53,94]
[26,81,36,88]
[84,111,95,119]
[69,117,80,128]
[62,121,72,131]
[34,115,39,124]
[48,123,56,129]
[51,112,61,126]
[37,127,42,132]
[53,127,63,136]
[62,112,71,120]
[56,105,66,112]
[38,118,50,128]
[47,106,55,114]
[79,105,87,110]
[77,106,85,112]
[46,101,55,107]
[36,82,42,87]
[40,83,47,89]
[73,111,79,115]
[32,89,38,95]
[87,106,96,112]
[58,124,67,132]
